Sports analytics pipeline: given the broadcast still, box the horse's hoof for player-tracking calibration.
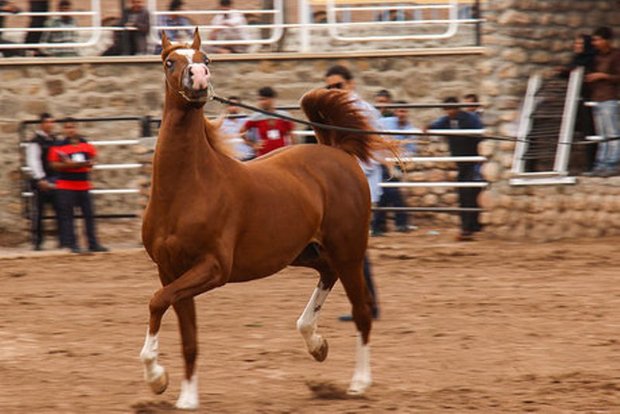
[148,369,169,395]
[176,397,199,411]
[311,338,329,362]
[347,378,371,396]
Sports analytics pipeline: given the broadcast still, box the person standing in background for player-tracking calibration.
[241,87,293,157]
[324,64,381,321]
[220,96,254,161]
[584,26,620,177]
[26,113,61,250]
[48,119,108,253]
[426,97,484,241]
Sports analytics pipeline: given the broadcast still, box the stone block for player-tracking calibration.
[498,10,532,26]
[46,79,65,96]
[481,161,501,182]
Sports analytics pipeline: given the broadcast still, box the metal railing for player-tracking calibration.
[0,0,102,50]
[0,0,483,56]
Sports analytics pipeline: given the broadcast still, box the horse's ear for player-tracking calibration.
[191,27,201,50]
[161,31,171,53]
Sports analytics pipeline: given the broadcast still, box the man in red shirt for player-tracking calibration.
[241,86,294,157]
[48,119,108,253]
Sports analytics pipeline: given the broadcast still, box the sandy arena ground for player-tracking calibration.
[0,230,619,413]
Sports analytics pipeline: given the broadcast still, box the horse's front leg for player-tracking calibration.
[140,257,228,410]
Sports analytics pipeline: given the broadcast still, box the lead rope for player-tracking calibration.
[210,94,612,146]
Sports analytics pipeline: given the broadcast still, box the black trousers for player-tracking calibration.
[25,1,49,44]
[57,189,99,249]
[30,184,60,247]
[363,255,379,317]
[372,166,408,232]
[457,163,482,233]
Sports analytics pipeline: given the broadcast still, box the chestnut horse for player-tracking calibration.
[140,30,396,410]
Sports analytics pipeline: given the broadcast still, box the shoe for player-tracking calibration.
[89,245,109,253]
[69,246,83,254]
[456,232,474,241]
[598,169,619,177]
[371,229,385,237]
[33,244,42,251]
[472,224,484,233]
[583,168,604,177]
[396,226,410,233]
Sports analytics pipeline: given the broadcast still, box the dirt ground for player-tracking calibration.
[0,230,619,414]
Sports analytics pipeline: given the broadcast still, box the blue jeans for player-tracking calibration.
[593,100,620,170]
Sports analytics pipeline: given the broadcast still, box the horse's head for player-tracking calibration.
[161,29,212,104]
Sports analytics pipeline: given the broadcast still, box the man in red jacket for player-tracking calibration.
[241,86,294,157]
[48,119,108,253]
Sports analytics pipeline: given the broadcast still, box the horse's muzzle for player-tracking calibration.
[181,65,212,102]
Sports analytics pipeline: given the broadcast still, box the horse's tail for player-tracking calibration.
[300,88,400,163]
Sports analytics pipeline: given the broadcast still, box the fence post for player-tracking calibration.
[474,0,481,46]
[141,115,152,137]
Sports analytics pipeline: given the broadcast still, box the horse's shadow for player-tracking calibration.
[131,400,176,414]
[306,380,368,400]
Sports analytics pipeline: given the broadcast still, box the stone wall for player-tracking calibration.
[476,0,620,240]
[2,0,620,245]
[0,52,481,245]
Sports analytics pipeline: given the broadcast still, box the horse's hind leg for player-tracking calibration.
[337,258,373,395]
[296,267,338,362]
[172,298,199,410]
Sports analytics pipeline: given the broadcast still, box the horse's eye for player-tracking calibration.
[203,56,210,65]
[165,60,174,69]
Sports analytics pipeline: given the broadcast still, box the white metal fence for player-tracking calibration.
[0,0,482,57]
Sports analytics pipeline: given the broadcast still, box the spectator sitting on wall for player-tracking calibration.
[425,97,484,242]
[0,0,24,57]
[154,0,192,54]
[583,26,620,177]
[24,0,50,56]
[41,0,78,57]
[119,0,150,55]
[207,0,249,54]
[48,118,108,254]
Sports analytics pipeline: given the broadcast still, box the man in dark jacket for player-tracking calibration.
[427,97,485,241]
[25,113,60,250]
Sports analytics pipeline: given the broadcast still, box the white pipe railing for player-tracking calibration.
[325,0,461,42]
[1,0,480,54]
[0,0,102,50]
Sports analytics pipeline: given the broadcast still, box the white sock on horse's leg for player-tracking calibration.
[176,374,199,410]
[139,328,169,394]
[296,284,330,360]
[348,333,372,395]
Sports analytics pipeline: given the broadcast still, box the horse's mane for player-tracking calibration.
[300,88,400,163]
